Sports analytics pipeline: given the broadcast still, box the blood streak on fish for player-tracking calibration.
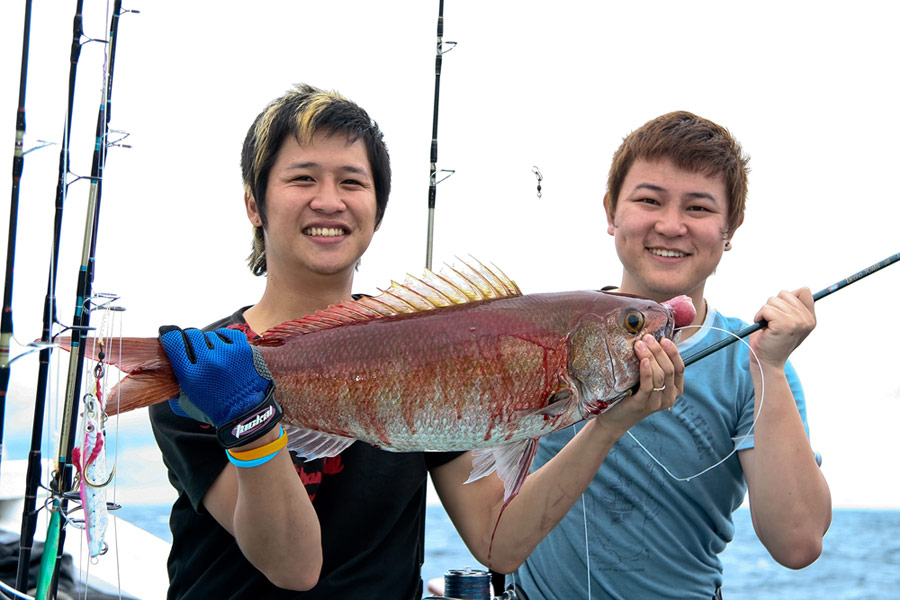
[59,261,695,507]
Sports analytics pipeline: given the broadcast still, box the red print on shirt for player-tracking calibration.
[323,456,344,475]
[293,454,344,502]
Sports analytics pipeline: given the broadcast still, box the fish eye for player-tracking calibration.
[624,310,644,333]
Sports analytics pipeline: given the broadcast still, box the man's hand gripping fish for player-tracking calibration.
[62,262,695,505]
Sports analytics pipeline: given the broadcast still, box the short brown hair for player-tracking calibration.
[606,111,748,235]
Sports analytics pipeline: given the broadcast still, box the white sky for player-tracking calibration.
[1,0,899,510]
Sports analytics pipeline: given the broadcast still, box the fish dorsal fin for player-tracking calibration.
[256,259,521,346]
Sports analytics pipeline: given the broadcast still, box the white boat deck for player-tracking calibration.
[1,459,171,600]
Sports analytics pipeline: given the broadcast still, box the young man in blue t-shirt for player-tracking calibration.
[511,111,832,599]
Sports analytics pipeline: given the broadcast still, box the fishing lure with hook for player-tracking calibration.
[69,343,113,559]
[64,296,124,565]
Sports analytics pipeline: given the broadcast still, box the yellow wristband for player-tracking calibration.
[227,426,287,461]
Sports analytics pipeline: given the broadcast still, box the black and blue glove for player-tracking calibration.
[159,326,283,448]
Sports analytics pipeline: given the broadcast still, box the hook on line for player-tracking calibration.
[532,166,543,198]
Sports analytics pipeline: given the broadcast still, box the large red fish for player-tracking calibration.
[65,262,695,503]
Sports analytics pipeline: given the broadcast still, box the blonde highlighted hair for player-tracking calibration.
[241,84,391,275]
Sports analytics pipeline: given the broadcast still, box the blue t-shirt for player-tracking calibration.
[510,308,809,600]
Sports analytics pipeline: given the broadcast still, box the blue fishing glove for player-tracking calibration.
[159,326,282,448]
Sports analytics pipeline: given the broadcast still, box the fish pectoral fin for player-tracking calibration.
[465,438,539,506]
[538,388,574,416]
[509,388,574,421]
[285,426,356,460]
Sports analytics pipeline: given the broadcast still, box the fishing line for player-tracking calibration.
[96,298,127,595]
[573,422,592,600]
[628,325,765,482]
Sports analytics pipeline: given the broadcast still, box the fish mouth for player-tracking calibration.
[662,311,676,340]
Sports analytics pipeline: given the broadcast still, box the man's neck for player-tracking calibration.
[244,270,355,334]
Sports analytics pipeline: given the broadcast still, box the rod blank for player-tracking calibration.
[682,251,900,367]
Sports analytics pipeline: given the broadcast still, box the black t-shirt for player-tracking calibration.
[149,308,463,599]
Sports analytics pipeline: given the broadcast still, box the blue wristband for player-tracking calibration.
[225,427,287,468]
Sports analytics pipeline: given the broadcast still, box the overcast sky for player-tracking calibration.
[1,1,898,510]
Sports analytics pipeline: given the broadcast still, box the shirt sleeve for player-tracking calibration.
[425,450,466,470]
[150,402,226,513]
[146,311,249,513]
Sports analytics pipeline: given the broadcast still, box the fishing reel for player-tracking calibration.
[422,568,521,600]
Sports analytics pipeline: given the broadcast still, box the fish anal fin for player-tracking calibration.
[285,426,356,460]
[465,438,539,506]
[257,260,522,346]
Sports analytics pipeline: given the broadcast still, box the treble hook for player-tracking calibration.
[532,166,543,199]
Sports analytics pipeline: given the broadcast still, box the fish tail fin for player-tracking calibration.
[57,336,179,415]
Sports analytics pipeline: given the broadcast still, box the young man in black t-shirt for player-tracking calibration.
[149,83,685,599]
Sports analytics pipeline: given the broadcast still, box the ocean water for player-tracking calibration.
[4,414,897,599]
[719,508,900,600]
[426,506,900,599]
[123,503,900,599]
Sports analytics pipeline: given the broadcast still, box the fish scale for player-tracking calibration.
[263,297,574,451]
[60,261,695,504]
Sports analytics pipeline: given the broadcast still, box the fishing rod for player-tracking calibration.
[1,0,34,484]
[425,0,456,270]
[15,0,88,591]
[35,1,129,595]
[682,251,900,367]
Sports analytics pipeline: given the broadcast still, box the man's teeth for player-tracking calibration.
[305,227,345,237]
[649,248,687,258]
